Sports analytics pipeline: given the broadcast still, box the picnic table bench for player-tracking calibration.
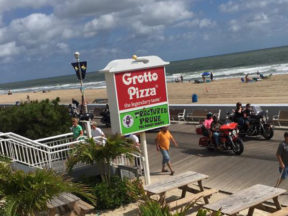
[186,109,221,123]
[144,171,218,210]
[273,110,288,128]
[204,184,286,216]
[47,192,94,216]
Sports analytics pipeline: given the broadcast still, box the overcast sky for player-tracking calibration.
[0,0,288,83]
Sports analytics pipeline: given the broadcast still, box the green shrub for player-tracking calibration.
[0,98,71,139]
[93,176,144,210]
[197,209,222,216]
[138,199,218,216]
[0,163,95,216]
[139,199,170,216]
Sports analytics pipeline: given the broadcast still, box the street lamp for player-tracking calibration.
[74,51,88,114]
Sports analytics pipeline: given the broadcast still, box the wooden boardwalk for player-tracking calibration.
[142,124,288,205]
[102,123,288,205]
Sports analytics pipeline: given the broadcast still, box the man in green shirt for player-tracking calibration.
[72,118,83,140]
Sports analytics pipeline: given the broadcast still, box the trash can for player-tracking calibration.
[192,94,198,103]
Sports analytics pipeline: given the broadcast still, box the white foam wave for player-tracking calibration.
[2,62,288,94]
[167,63,288,82]
[2,81,107,94]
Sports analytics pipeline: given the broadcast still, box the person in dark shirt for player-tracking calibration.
[243,103,252,130]
[275,132,288,186]
[234,102,244,126]
[210,72,214,81]
[72,98,79,108]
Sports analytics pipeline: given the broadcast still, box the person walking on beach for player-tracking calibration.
[72,118,83,140]
[155,127,178,175]
[275,132,288,186]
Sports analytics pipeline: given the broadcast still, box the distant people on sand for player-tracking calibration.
[242,72,272,83]
[244,74,251,83]
[8,90,12,95]
[242,74,257,83]
[180,75,183,83]
[196,71,213,84]
[26,95,30,102]
[202,75,206,83]
[257,71,272,79]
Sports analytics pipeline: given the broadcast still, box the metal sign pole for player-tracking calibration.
[140,132,151,185]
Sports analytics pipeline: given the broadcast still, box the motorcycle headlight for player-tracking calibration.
[232,130,237,136]
[229,132,232,136]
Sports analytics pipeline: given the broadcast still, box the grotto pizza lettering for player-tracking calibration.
[115,67,167,111]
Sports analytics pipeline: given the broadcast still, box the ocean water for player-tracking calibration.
[1,46,288,94]
[166,62,288,82]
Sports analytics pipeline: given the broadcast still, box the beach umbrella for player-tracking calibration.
[201,71,210,76]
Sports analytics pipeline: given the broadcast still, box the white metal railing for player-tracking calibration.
[0,132,143,173]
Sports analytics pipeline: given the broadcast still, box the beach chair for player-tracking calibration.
[273,110,288,128]
[177,109,186,121]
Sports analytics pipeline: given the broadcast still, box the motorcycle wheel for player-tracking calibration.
[262,126,274,140]
[232,138,244,155]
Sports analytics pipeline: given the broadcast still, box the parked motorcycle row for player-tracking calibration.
[68,104,111,127]
[68,103,94,121]
[197,105,274,155]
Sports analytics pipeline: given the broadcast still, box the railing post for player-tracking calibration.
[48,148,52,169]
[140,132,151,185]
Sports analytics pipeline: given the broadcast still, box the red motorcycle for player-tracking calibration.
[196,122,244,155]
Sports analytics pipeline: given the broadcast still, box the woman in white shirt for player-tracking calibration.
[91,122,105,138]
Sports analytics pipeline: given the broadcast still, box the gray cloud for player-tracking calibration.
[219,0,288,13]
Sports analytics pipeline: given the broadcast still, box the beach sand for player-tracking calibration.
[1,74,288,105]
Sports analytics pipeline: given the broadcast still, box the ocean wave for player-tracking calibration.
[166,63,288,82]
[2,81,107,94]
[1,62,288,94]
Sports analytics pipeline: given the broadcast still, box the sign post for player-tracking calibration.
[102,56,170,185]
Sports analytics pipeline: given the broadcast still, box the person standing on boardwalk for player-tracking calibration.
[275,132,288,186]
[91,121,105,138]
[155,127,178,175]
[72,118,83,140]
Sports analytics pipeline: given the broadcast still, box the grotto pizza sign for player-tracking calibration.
[103,56,170,135]
[115,67,167,111]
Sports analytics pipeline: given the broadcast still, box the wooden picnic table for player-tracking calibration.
[47,192,80,215]
[144,171,217,206]
[46,192,94,216]
[204,184,286,216]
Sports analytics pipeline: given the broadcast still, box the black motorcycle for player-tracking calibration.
[227,106,274,140]
[68,104,94,121]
